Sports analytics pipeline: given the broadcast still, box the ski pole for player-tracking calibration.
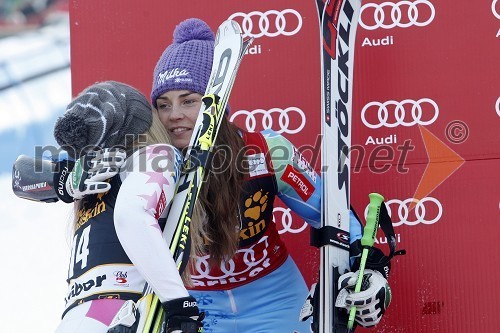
[347,193,384,331]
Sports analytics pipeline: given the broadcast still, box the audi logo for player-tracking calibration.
[493,0,500,20]
[228,9,303,38]
[364,197,442,226]
[191,236,270,279]
[272,207,308,234]
[496,97,500,117]
[230,107,306,134]
[361,98,439,129]
[359,0,435,30]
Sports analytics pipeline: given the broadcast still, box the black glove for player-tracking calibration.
[162,296,204,333]
[351,246,392,279]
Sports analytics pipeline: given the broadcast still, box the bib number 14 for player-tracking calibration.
[68,225,91,278]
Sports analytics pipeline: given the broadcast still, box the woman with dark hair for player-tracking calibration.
[120,18,391,332]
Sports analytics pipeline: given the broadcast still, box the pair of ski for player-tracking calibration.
[314,0,365,332]
[315,0,399,332]
[107,20,254,333]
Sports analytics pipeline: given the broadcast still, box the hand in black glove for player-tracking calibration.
[54,148,126,202]
[162,296,204,333]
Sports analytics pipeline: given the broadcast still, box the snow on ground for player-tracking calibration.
[0,13,76,331]
[0,173,72,332]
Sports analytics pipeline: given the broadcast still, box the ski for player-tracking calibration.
[134,20,253,333]
[314,1,362,332]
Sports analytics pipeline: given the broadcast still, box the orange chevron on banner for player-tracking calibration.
[411,125,465,208]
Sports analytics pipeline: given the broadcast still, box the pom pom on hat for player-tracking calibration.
[173,18,214,43]
[151,18,215,107]
[54,81,153,158]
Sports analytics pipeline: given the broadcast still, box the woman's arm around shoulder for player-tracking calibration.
[114,144,188,302]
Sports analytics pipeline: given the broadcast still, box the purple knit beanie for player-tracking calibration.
[151,18,214,108]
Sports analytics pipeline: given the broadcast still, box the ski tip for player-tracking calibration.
[214,20,238,46]
[228,19,242,35]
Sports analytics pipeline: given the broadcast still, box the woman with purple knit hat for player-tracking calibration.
[127,18,393,332]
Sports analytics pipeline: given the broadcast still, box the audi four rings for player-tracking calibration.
[230,107,306,134]
[276,196,443,232]
[364,197,442,226]
[191,237,270,279]
[228,9,302,38]
[493,0,500,20]
[361,98,439,129]
[359,0,435,30]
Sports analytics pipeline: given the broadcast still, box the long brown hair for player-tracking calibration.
[196,116,248,265]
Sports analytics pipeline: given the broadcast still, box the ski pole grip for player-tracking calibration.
[361,193,384,248]
[347,193,385,330]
